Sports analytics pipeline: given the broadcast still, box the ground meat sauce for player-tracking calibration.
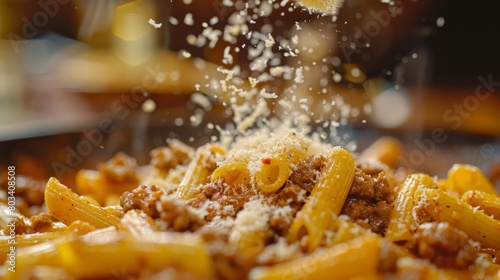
[158,196,206,232]
[3,217,31,235]
[150,140,194,173]
[99,152,139,183]
[120,185,163,218]
[268,184,305,236]
[406,222,477,269]
[288,154,325,193]
[342,167,395,235]
[2,212,54,235]
[120,184,205,232]
[30,213,53,232]
[187,155,316,234]
[188,182,257,221]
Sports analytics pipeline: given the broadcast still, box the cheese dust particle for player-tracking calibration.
[148,18,162,29]
[184,13,194,26]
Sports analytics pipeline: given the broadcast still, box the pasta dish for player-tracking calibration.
[1,0,499,279]
[1,129,499,279]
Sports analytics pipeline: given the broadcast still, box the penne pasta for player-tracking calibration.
[119,209,158,237]
[76,170,107,205]
[4,222,96,279]
[0,231,63,263]
[288,147,355,252]
[176,144,226,199]
[254,155,292,192]
[10,227,214,279]
[44,177,121,229]
[249,236,380,280]
[358,136,403,169]
[75,153,142,205]
[229,200,272,256]
[60,229,214,279]
[421,188,500,250]
[211,161,251,187]
[326,215,374,247]
[102,205,124,218]
[446,164,498,195]
[462,190,500,219]
[4,129,500,279]
[8,240,61,279]
[385,174,436,242]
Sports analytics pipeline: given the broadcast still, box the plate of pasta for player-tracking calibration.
[1,128,499,280]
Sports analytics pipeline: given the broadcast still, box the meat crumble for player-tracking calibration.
[288,154,325,193]
[406,222,478,269]
[3,213,54,235]
[99,152,139,183]
[150,140,194,173]
[120,185,163,218]
[342,167,395,235]
[158,196,206,232]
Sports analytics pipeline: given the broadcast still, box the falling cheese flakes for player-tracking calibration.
[148,18,162,29]
[177,0,359,154]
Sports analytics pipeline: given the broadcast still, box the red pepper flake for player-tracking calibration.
[261,158,271,165]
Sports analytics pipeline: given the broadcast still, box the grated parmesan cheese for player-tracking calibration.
[148,18,162,29]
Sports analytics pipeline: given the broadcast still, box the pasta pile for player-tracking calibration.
[1,130,499,280]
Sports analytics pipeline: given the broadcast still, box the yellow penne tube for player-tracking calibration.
[288,147,355,252]
[76,169,139,205]
[76,169,107,204]
[8,228,113,277]
[421,188,500,250]
[10,227,214,279]
[436,179,455,195]
[60,229,214,279]
[229,201,271,255]
[0,231,63,263]
[176,144,226,199]
[358,136,403,169]
[255,155,292,192]
[377,239,413,272]
[462,190,500,219]
[476,259,500,279]
[104,194,121,206]
[211,162,250,187]
[7,240,61,279]
[230,225,268,256]
[447,164,498,195]
[385,174,435,242]
[119,209,158,237]
[249,236,380,280]
[45,177,120,229]
[5,222,95,279]
[102,205,124,218]
[326,215,374,247]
